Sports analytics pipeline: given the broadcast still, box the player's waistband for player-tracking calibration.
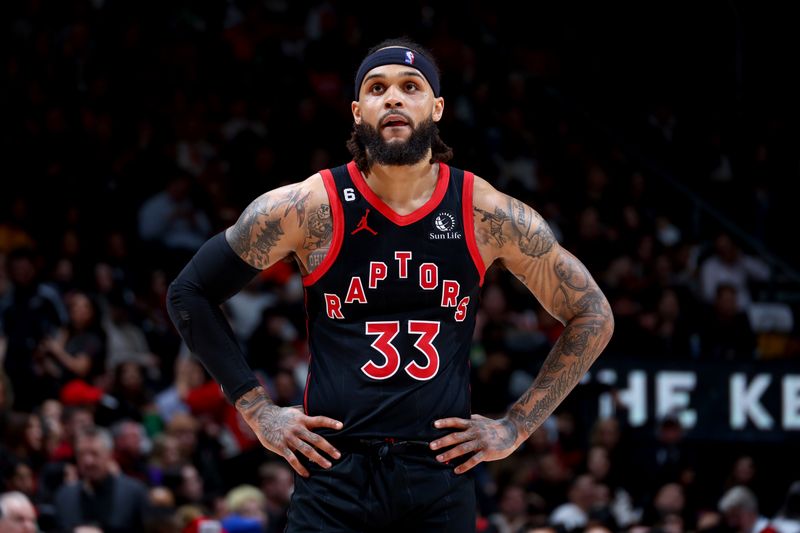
[330,437,433,457]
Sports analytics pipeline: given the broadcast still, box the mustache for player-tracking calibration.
[379,111,414,127]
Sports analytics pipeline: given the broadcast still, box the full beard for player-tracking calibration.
[354,118,438,167]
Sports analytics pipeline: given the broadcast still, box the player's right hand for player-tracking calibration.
[236,387,343,477]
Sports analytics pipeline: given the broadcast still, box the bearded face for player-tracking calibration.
[353,116,438,167]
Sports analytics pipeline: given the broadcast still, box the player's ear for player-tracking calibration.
[432,97,444,123]
[352,101,362,125]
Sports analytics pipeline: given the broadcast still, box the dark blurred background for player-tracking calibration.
[1,1,799,532]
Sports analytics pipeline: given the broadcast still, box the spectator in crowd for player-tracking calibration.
[549,474,597,531]
[165,413,224,496]
[34,461,78,531]
[162,463,206,509]
[632,414,696,508]
[699,232,770,310]
[1,413,46,476]
[584,445,641,528]
[720,455,788,526]
[137,171,213,257]
[111,419,149,482]
[221,485,268,533]
[634,287,696,358]
[103,291,159,380]
[154,354,206,425]
[107,360,153,423]
[772,481,800,533]
[38,291,106,397]
[258,461,293,533]
[489,484,530,533]
[1,248,65,410]
[0,460,35,503]
[49,405,95,463]
[54,426,149,532]
[642,482,687,530]
[699,284,757,361]
[717,485,776,533]
[146,433,182,488]
[589,418,634,492]
[0,490,37,533]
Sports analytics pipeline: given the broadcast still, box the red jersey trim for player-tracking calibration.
[462,171,486,286]
[302,169,344,287]
[346,161,450,226]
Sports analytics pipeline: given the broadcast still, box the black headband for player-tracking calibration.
[354,46,440,100]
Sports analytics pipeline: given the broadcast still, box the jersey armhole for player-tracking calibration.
[302,170,344,287]
[462,171,486,286]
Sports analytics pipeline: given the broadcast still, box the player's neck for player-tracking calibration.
[363,158,439,211]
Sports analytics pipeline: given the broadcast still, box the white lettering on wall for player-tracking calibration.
[783,376,800,430]
[656,371,697,428]
[730,374,773,430]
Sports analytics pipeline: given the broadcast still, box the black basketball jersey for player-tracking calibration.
[302,161,486,441]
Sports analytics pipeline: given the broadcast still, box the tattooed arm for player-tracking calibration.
[227,175,344,477]
[430,177,614,474]
[168,174,342,477]
[226,175,325,271]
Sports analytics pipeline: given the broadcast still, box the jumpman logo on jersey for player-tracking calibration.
[351,208,378,235]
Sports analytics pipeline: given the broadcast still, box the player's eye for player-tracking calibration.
[370,83,385,94]
[405,82,419,91]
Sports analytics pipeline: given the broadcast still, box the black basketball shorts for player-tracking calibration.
[286,439,476,532]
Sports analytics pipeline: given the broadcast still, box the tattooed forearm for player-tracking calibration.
[508,317,611,436]
[235,387,273,412]
[530,356,565,389]
[508,305,613,437]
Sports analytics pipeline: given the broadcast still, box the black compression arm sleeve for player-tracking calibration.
[166,231,262,404]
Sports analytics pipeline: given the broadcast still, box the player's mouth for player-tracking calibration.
[381,115,411,129]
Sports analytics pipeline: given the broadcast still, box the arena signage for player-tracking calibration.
[585,359,800,441]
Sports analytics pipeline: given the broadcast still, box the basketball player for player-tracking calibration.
[167,38,614,532]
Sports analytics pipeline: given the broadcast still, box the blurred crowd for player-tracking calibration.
[2,1,799,532]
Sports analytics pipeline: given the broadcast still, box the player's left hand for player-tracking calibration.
[429,414,522,474]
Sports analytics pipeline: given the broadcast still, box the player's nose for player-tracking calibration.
[382,86,404,108]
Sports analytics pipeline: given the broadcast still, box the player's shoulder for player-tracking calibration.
[469,174,506,210]
[299,172,327,204]
[278,172,325,195]
[254,173,327,209]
